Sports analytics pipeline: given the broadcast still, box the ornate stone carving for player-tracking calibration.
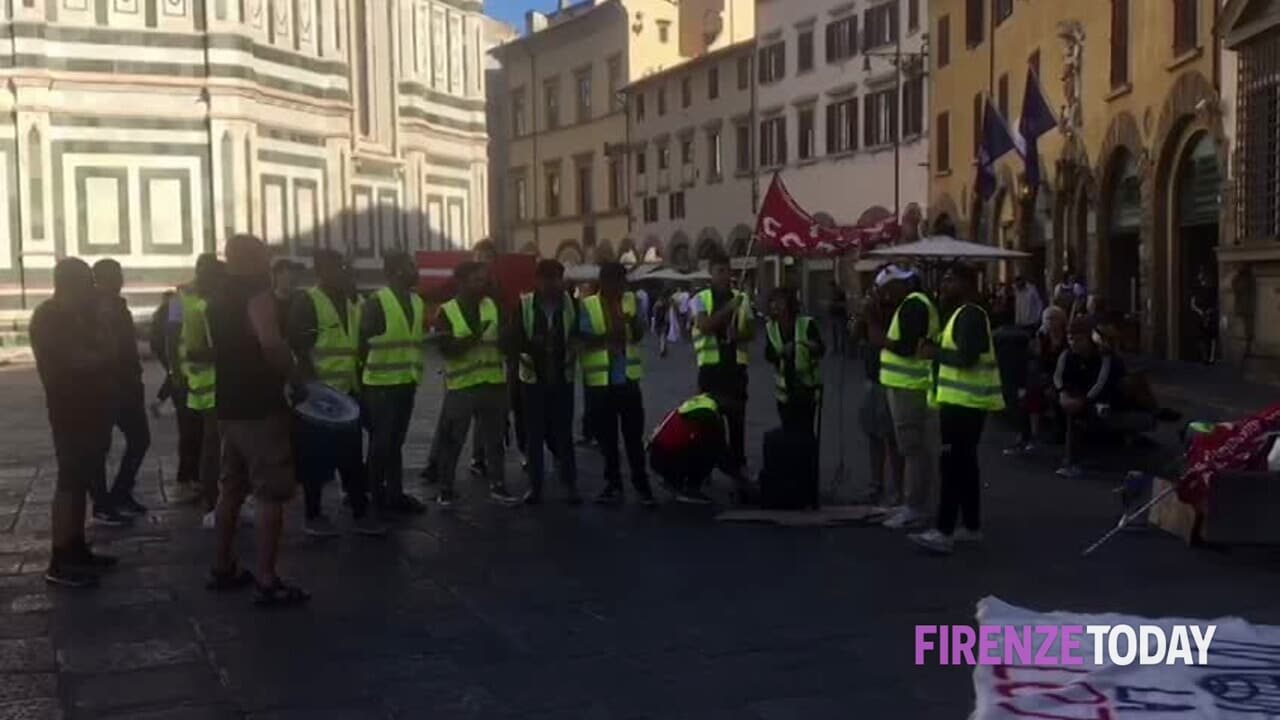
[1058,20,1085,140]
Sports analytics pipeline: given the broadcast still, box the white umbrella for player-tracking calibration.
[644,268,712,282]
[564,263,600,282]
[627,263,662,281]
[867,235,1031,261]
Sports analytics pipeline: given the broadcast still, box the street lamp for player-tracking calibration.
[862,31,929,222]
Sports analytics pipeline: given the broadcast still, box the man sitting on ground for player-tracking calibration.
[1054,318,1118,479]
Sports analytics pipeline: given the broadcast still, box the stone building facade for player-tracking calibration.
[929,0,1226,361]
[0,0,491,318]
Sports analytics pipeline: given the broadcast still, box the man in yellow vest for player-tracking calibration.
[359,251,427,516]
[169,253,224,522]
[508,259,579,505]
[910,263,1003,555]
[580,262,655,505]
[288,250,385,537]
[691,250,754,495]
[430,261,516,507]
[876,265,941,530]
[764,287,825,434]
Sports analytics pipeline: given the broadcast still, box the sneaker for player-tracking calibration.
[637,492,659,508]
[92,507,134,528]
[675,489,714,505]
[953,528,984,544]
[388,494,427,515]
[202,510,217,529]
[1002,442,1033,457]
[44,561,100,589]
[304,515,341,539]
[909,529,955,555]
[434,491,455,510]
[1056,464,1083,479]
[595,487,623,505]
[115,495,149,517]
[520,490,542,506]
[469,460,487,478]
[239,499,257,527]
[489,486,519,505]
[66,542,119,570]
[882,507,925,530]
[352,514,388,537]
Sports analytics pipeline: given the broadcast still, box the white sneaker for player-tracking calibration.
[953,528,984,544]
[239,499,256,527]
[882,507,925,530]
[909,529,955,554]
[202,510,217,529]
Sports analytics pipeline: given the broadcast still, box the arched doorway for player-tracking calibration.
[555,240,584,266]
[1028,186,1053,291]
[1105,150,1143,325]
[1173,133,1221,360]
[1067,180,1093,286]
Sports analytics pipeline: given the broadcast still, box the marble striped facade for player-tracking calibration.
[0,0,490,317]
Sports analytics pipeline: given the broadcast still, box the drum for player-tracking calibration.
[293,382,360,430]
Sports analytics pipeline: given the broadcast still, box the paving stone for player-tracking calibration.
[0,467,37,481]
[68,663,221,714]
[99,706,240,720]
[6,596,52,615]
[0,615,48,640]
[0,576,44,593]
[0,556,24,576]
[56,639,202,674]
[0,698,62,720]
[0,515,16,533]
[0,673,56,704]
[0,638,54,672]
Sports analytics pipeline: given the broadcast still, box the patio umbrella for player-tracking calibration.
[866,236,1031,261]
[564,263,601,282]
[642,268,712,282]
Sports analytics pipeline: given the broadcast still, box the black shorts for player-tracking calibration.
[51,418,111,494]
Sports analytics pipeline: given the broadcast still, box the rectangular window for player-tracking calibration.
[577,163,593,215]
[826,16,858,62]
[608,158,623,210]
[936,111,950,173]
[657,20,670,43]
[643,196,659,223]
[737,56,751,90]
[759,42,786,84]
[607,55,622,111]
[798,107,815,160]
[707,128,723,180]
[798,30,814,73]
[1173,0,1197,56]
[937,15,951,68]
[864,2,898,50]
[681,139,694,165]
[545,165,561,218]
[735,122,752,172]
[635,149,647,175]
[995,0,1013,25]
[658,86,667,116]
[658,144,670,171]
[681,76,692,108]
[760,117,787,167]
[668,192,686,220]
[513,174,529,221]
[908,0,920,32]
[903,75,925,136]
[864,88,898,147]
[708,64,720,100]
[511,88,526,137]
[826,98,858,154]
[998,73,1009,120]
[635,93,646,122]
[544,77,560,130]
[576,68,592,124]
[966,0,984,48]
[1111,0,1130,88]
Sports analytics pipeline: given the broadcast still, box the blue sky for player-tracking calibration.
[486,0,557,30]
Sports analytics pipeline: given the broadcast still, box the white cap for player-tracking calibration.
[874,265,916,287]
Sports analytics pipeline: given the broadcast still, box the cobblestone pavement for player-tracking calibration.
[1,343,1279,719]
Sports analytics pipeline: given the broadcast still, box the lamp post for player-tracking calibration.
[863,29,928,222]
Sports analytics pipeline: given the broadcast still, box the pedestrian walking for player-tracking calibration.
[288,250,384,537]
[173,254,224,525]
[430,261,516,507]
[360,251,428,515]
[764,287,824,434]
[32,258,120,588]
[909,264,1004,555]
[206,234,307,607]
[91,258,151,521]
[876,265,941,530]
[1013,276,1045,332]
[509,259,580,505]
[691,251,754,500]
[579,262,655,506]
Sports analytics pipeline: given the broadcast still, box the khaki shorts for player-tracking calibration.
[219,414,296,502]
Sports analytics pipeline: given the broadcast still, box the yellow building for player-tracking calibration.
[491,0,753,262]
[929,0,1226,361]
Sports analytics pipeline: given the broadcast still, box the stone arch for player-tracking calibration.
[555,240,584,265]
[812,212,837,228]
[727,224,753,256]
[929,193,961,235]
[518,241,539,256]
[1097,146,1145,324]
[592,239,616,264]
[1147,69,1228,357]
[668,231,693,267]
[693,231,723,260]
[857,205,892,226]
[1066,170,1097,284]
[695,226,724,253]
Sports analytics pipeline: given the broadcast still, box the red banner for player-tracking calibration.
[754,173,897,257]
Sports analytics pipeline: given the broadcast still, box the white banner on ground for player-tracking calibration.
[973,597,1280,719]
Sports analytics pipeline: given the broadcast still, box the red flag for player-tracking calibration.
[755,174,895,257]
[1176,402,1280,508]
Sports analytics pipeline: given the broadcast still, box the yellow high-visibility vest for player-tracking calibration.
[879,291,939,391]
[306,287,360,393]
[362,287,425,387]
[178,290,216,410]
[440,296,504,390]
[766,315,822,404]
[580,292,644,387]
[692,288,751,367]
[932,304,1005,411]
